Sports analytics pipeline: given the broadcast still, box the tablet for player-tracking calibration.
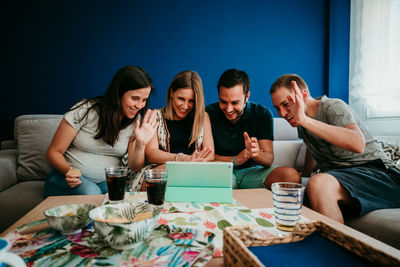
[165,161,233,203]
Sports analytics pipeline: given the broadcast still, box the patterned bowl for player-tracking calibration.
[44,203,96,235]
[89,202,162,250]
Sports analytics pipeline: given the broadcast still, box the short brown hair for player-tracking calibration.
[270,74,309,94]
[217,69,250,95]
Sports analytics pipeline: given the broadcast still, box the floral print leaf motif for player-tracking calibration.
[70,244,99,258]
[217,220,232,230]
[95,262,112,266]
[204,206,214,211]
[191,202,201,209]
[24,238,70,263]
[175,244,197,249]
[168,206,179,213]
[44,250,68,261]
[84,235,105,247]
[189,216,202,222]
[153,224,171,235]
[237,211,252,222]
[93,246,121,257]
[238,209,252,213]
[255,217,274,227]
[169,217,198,226]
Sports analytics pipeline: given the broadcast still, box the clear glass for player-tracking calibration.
[144,169,167,206]
[105,167,128,204]
[271,182,305,232]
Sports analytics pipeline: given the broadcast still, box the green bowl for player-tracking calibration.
[89,202,162,250]
[44,203,96,235]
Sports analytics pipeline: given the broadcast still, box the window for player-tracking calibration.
[349,0,400,136]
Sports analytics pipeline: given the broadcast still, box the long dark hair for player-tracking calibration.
[71,66,154,146]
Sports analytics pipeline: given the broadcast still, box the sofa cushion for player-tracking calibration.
[273,118,299,140]
[0,181,45,233]
[272,140,303,168]
[0,149,18,191]
[15,115,62,181]
[345,208,400,250]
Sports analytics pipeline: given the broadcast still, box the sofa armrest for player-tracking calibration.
[0,149,18,192]
[1,140,17,150]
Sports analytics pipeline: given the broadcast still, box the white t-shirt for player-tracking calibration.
[64,100,135,183]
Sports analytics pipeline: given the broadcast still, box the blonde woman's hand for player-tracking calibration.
[190,147,213,162]
[65,167,82,188]
[134,109,159,147]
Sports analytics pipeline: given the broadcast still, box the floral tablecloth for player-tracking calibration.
[4,192,308,266]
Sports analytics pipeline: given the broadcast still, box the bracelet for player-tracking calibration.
[232,156,237,167]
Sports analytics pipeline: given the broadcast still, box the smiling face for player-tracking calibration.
[218,84,249,123]
[271,86,297,126]
[120,87,151,119]
[170,88,195,120]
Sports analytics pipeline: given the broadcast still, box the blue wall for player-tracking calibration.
[1,0,349,141]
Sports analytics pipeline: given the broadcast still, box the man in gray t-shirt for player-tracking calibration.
[269,74,400,224]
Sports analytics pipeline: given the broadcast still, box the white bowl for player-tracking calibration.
[89,202,162,249]
[44,203,96,235]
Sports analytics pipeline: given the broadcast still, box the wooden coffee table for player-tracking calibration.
[2,189,399,266]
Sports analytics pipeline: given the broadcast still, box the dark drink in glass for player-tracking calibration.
[145,169,167,205]
[146,179,167,205]
[105,167,128,204]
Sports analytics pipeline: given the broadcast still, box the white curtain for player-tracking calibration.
[349,0,400,136]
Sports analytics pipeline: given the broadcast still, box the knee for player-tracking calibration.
[264,166,301,189]
[274,166,301,183]
[306,174,328,200]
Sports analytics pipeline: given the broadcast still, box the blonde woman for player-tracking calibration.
[145,70,214,165]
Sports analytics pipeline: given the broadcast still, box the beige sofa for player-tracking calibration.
[0,115,399,250]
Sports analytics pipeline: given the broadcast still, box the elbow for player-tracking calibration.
[144,149,157,164]
[351,140,366,154]
[46,147,54,163]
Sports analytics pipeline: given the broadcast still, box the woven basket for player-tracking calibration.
[223,221,400,267]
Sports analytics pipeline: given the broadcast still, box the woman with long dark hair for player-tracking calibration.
[44,66,158,196]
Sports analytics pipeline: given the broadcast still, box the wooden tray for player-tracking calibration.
[223,221,400,266]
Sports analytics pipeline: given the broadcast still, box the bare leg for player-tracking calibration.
[264,166,301,189]
[306,173,358,223]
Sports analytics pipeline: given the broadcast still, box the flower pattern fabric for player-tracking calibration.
[4,192,309,266]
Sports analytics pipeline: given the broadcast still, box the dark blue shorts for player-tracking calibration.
[326,160,400,215]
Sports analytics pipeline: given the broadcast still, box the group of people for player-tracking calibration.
[44,65,400,224]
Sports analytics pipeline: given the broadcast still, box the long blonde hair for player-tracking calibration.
[164,71,205,147]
